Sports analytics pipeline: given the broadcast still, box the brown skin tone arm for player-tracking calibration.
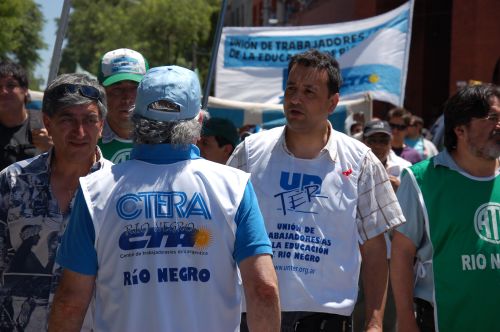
[390,230,420,332]
[48,269,95,332]
[360,233,388,332]
[240,254,281,332]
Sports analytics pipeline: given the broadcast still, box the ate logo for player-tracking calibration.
[474,202,500,244]
[111,148,132,164]
[274,172,328,215]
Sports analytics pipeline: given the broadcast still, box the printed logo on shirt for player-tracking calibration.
[274,172,328,216]
[116,191,211,220]
[110,148,132,163]
[474,202,500,244]
[119,222,213,251]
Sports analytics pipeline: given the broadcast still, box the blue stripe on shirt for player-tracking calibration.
[56,188,98,275]
[233,181,272,264]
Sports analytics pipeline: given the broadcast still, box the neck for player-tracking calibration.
[50,151,97,214]
[285,123,330,159]
[451,148,499,177]
[108,120,132,139]
[0,107,27,127]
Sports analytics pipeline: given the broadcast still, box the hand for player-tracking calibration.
[389,175,400,192]
[31,129,53,152]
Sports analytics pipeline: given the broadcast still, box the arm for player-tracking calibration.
[390,231,419,332]
[360,233,388,332]
[48,269,95,332]
[240,254,280,332]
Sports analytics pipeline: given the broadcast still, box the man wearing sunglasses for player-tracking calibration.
[0,61,52,170]
[391,84,500,332]
[363,120,411,192]
[0,73,112,331]
[97,48,148,163]
[386,107,422,164]
[49,66,280,332]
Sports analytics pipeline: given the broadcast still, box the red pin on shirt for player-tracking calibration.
[342,168,353,176]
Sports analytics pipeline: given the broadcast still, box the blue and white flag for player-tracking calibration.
[215,1,414,106]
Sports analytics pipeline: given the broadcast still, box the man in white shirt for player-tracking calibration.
[228,49,405,332]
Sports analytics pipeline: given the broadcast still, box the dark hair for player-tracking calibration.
[444,84,500,152]
[493,58,500,85]
[214,135,235,149]
[0,60,28,88]
[287,49,342,95]
[387,107,412,126]
[43,73,107,118]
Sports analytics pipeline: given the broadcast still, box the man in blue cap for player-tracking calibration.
[97,48,148,163]
[49,66,280,332]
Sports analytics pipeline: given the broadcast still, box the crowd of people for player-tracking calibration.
[0,48,498,332]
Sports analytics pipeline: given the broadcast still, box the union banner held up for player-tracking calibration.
[215,1,414,106]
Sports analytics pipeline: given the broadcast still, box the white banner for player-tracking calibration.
[215,1,414,106]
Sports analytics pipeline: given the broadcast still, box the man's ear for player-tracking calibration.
[42,113,52,134]
[454,125,465,140]
[328,93,340,115]
[223,144,234,158]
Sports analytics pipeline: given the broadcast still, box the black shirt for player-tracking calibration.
[0,120,37,171]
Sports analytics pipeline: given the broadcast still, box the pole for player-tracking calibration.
[201,0,228,110]
[47,0,72,87]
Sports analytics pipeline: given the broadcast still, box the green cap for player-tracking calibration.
[202,117,240,147]
[98,48,149,87]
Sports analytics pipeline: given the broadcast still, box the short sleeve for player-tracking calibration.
[233,181,272,264]
[56,188,98,275]
[356,151,406,242]
[394,170,426,248]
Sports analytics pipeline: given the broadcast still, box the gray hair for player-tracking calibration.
[42,73,107,119]
[132,114,202,145]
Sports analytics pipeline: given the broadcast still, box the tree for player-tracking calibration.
[0,0,46,74]
[60,0,220,87]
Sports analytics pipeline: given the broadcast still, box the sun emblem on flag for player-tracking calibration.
[368,74,380,83]
[194,226,213,249]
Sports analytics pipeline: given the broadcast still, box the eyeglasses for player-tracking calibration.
[366,136,391,145]
[51,84,103,103]
[389,123,408,131]
[476,113,500,124]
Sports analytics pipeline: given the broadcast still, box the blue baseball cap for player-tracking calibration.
[134,66,201,122]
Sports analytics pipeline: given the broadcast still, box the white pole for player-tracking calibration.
[47,0,72,87]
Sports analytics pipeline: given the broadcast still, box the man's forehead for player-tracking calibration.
[288,65,328,84]
[107,80,139,89]
[0,75,19,83]
[57,103,100,116]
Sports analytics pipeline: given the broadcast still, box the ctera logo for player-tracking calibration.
[116,191,211,221]
[474,202,500,244]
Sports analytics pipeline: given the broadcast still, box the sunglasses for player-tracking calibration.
[52,84,103,103]
[366,136,391,145]
[389,123,408,131]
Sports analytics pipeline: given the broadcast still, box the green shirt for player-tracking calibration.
[398,152,500,332]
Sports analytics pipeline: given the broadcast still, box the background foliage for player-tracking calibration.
[60,0,220,88]
[0,0,46,89]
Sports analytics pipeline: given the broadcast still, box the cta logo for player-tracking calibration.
[474,202,500,244]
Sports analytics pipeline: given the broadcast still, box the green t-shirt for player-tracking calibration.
[98,138,133,163]
[410,158,500,332]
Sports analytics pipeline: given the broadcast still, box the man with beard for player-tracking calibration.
[391,84,500,332]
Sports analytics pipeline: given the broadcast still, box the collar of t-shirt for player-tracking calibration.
[278,122,337,161]
[433,149,500,178]
[130,144,201,165]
